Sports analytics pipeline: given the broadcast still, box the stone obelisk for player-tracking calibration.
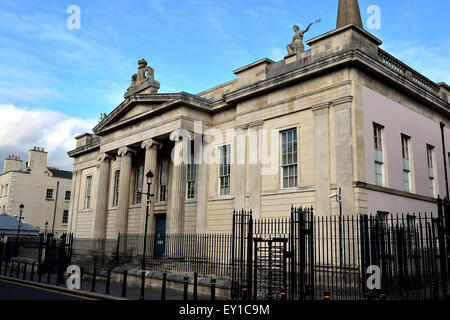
[337,0,363,29]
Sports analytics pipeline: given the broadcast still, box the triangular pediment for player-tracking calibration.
[93,93,212,134]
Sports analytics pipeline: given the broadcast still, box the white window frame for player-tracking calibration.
[280,128,298,189]
[62,210,69,224]
[46,188,54,200]
[218,144,231,196]
[186,154,197,200]
[401,135,412,193]
[427,145,435,197]
[158,160,169,203]
[135,165,144,205]
[373,123,385,187]
[85,176,92,209]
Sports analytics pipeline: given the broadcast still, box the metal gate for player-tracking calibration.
[231,207,314,300]
[253,238,287,300]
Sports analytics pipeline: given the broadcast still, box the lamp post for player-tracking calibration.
[138,170,155,272]
[17,204,25,238]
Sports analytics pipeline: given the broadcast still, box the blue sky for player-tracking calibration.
[0,0,449,169]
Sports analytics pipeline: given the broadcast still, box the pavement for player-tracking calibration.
[0,268,211,300]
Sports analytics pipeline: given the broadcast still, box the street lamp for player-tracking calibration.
[138,170,155,273]
[17,204,24,238]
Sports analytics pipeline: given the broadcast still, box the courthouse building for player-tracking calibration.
[67,0,450,240]
[0,147,72,236]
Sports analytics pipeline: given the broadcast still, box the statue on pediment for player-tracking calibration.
[286,19,321,55]
[125,58,161,98]
[127,59,155,91]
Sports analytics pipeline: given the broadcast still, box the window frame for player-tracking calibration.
[135,165,144,205]
[62,210,69,224]
[280,128,299,189]
[85,176,93,209]
[401,134,412,193]
[186,153,197,200]
[158,160,169,203]
[373,123,385,187]
[112,170,120,207]
[65,191,71,201]
[46,189,54,200]
[218,144,231,196]
[427,144,435,197]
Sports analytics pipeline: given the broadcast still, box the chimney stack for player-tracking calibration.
[3,155,23,173]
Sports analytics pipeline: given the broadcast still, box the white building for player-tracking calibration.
[0,147,72,236]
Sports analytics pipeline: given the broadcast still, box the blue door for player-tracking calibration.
[154,215,166,259]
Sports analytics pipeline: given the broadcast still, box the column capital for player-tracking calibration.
[170,129,194,142]
[203,134,214,144]
[117,147,137,157]
[141,139,162,151]
[98,153,115,163]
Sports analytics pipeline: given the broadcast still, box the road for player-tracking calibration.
[0,279,89,300]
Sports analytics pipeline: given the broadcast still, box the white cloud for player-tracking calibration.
[0,105,96,170]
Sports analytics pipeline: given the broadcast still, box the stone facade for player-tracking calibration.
[0,147,72,236]
[67,1,450,239]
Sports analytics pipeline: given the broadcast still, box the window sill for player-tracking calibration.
[209,196,235,202]
[185,199,197,203]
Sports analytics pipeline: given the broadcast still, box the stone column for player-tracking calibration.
[167,130,191,234]
[248,121,263,219]
[234,127,247,211]
[313,103,331,216]
[334,99,355,215]
[116,147,136,237]
[140,139,162,235]
[196,135,212,233]
[92,153,113,241]
[67,170,79,235]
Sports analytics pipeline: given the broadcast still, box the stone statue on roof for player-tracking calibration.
[286,19,321,55]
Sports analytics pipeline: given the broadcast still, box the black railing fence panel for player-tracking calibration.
[232,200,450,301]
[1,199,448,301]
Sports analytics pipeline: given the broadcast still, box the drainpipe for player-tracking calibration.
[51,181,60,235]
[440,122,449,199]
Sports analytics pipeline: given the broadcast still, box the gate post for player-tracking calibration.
[438,197,449,299]
[246,210,253,300]
[299,207,305,300]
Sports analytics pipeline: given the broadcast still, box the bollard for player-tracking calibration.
[324,290,331,301]
[183,276,189,301]
[91,268,97,292]
[80,268,83,290]
[242,286,248,301]
[38,265,42,283]
[280,288,287,301]
[9,261,14,277]
[140,271,146,301]
[47,268,51,284]
[30,263,35,281]
[161,272,167,301]
[23,262,27,280]
[121,270,127,298]
[193,272,198,301]
[210,279,216,301]
[105,270,111,295]
[16,261,20,278]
